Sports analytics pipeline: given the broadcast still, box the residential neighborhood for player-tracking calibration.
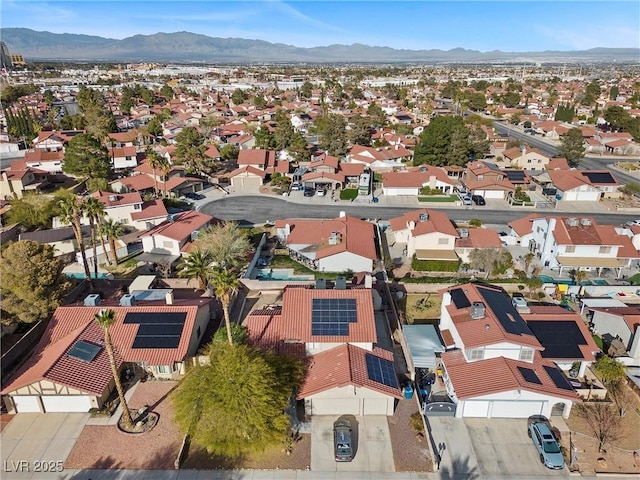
[1,23,640,479]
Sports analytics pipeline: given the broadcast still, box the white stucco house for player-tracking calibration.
[389,209,459,261]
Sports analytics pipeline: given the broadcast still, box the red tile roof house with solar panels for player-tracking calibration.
[1,290,212,414]
[437,283,581,419]
[246,285,402,417]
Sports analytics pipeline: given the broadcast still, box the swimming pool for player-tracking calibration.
[591,279,609,286]
[66,272,112,280]
[538,275,555,283]
[256,268,315,281]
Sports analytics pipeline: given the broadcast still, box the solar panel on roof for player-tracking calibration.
[582,171,616,184]
[132,335,181,349]
[543,366,574,391]
[365,353,399,388]
[450,288,471,309]
[505,170,526,181]
[124,312,187,349]
[123,312,187,325]
[526,321,586,359]
[68,340,101,362]
[477,286,533,336]
[311,298,357,337]
[517,366,542,385]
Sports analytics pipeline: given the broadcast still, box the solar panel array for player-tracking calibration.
[582,171,616,184]
[517,366,542,385]
[311,298,357,336]
[365,353,399,388]
[124,312,187,349]
[477,286,532,336]
[526,321,586,359]
[543,366,574,391]
[68,340,102,362]
[450,288,471,309]
[505,170,526,182]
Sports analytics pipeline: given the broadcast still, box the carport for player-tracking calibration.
[403,324,445,380]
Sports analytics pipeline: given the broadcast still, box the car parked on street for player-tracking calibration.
[333,419,353,462]
[472,194,486,205]
[528,422,564,470]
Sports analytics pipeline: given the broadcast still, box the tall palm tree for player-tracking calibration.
[94,309,134,430]
[84,196,106,277]
[177,249,214,291]
[99,218,125,265]
[145,147,164,199]
[157,155,171,198]
[210,267,240,345]
[58,197,92,289]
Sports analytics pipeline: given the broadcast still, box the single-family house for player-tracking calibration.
[389,209,458,261]
[23,149,64,173]
[501,146,550,171]
[275,214,377,273]
[454,228,504,264]
[548,169,619,201]
[348,145,413,171]
[109,146,140,170]
[587,306,640,365]
[19,225,92,257]
[382,166,457,196]
[463,162,516,200]
[0,165,49,199]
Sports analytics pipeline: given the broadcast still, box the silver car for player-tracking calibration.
[528,422,564,470]
[333,419,353,462]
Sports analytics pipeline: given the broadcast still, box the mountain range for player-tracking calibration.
[2,28,638,64]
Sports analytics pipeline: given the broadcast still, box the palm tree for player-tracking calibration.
[99,218,124,265]
[145,147,164,199]
[84,196,106,277]
[177,249,215,291]
[210,267,240,345]
[523,252,535,274]
[58,197,92,289]
[157,156,171,198]
[94,309,134,430]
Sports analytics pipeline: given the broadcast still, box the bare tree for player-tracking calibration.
[576,402,622,452]
[608,379,635,418]
[468,248,512,279]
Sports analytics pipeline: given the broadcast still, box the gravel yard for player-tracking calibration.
[387,397,433,472]
[65,381,182,470]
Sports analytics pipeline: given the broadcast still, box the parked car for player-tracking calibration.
[291,182,301,191]
[304,188,315,197]
[460,194,473,206]
[316,188,326,197]
[528,422,564,470]
[472,194,486,205]
[625,219,640,227]
[333,419,353,462]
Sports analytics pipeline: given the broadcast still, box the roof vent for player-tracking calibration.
[566,218,579,227]
[315,278,326,290]
[109,195,117,202]
[167,213,177,223]
[120,294,136,306]
[328,232,341,245]
[84,294,101,307]
[580,218,591,226]
[419,212,429,222]
[335,277,347,290]
[470,302,486,319]
[459,228,469,238]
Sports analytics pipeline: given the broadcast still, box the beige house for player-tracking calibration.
[389,209,459,260]
[499,146,550,171]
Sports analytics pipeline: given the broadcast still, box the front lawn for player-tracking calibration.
[418,195,459,202]
[340,188,359,200]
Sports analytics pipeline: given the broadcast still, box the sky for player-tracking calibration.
[1,0,639,52]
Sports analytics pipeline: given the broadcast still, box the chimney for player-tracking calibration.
[165,290,174,305]
[470,302,486,319]
[364,274,373,288]
[408,220,416,230]
[284,223,291,237]
[339,210,346,218]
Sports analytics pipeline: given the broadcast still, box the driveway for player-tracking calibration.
[311,415,395,473]
[427,417,567,477]
[1,413,89,478]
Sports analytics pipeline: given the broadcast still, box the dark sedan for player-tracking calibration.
[472,194,486,205]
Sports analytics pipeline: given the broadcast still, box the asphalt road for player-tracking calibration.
[200,195,638,226]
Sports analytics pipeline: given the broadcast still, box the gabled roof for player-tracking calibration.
[455,228,502,249]
[130,199,168,221]
[237,148,276,168]
[508,213,542,237]
[246,286,377,344]
[389,209,458,238]
[140,210,214,242]
[228,165,267,178]
[442,349,580,401]
[20,225,91,243]
[296,344,402,400]
[92,190,142,207]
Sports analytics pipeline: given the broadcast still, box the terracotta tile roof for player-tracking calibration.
[389,209,458,238]
[228,165,267,178]
[109,146,137,158]
[338,162,365,176]
[546,158,570,170]
[383,167,454,188]
[455,228,502,249]
[442,350,580,401]
[246,287,378,344]
[443,283,542,349]
[237,149,276,168]
[508,213,542,237]
[140,210,214,242]
[280,216,376,261]
[296,344,402,400]
[302,171,343,183]
[108,131,138,143]
[92,191,142,207]
[205,144,221,158]
[465,177,516,191]
[311,153,340,170]
[24,149,64,162]
[130,199,168,221]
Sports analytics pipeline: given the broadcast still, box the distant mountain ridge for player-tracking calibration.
[2,28,638,64]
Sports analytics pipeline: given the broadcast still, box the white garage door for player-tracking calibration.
[42,395,92,413]
[311,398,360,415]
[363,398,388,415]
[484,190,504,199]
[462,400,490,417]
[12,396,42,413]
[490,401,544,418]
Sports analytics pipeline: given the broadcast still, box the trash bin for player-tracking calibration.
[403,384,414,399]
[372,197,379,203]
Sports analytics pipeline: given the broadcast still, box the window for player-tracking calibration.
[467,348,484,361]
[519,349,534,361]
[155,365,170,374]
[599,246,611,254]
[134,203,142,210]
[528,159,532,163]
[438,237,449,245]
[565,246,576,253]
[477,175,484,180]
[497,175,503,180]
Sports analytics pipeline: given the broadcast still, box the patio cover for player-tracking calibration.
[415,249,459,261]
[556,256,625,279]
[403,324,445,369]
[136,252,180,265]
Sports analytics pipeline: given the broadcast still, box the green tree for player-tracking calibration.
[231,88,246,105]
[366,102,386,128]
[0,241,72,325]
[582,81,601,106]
[557,128,586,165]
[213,324,248,345]
[468,247,512,278]
[348,114,372,146]
[414,116,472,167]
[174,127,206,175]
[6,194,55,229]
[146,115,163,138]
[172,342,305,458]
[177,249,215,291]
[273,114,294,150]
[254,126,275,149]
[58,197,92,288]
[99,218,124,265]
[441,80,460,100]
[299,81,313,99]
[609,85,619,101]
[94,309,134,431]
[219,143,239,161]
[287,131,311,162]
[314,113,348,156]
[62,133,113,183]
[593,355,626,385]
[160,84,174,100]
[145,147,166,198]
[501,92,521,108]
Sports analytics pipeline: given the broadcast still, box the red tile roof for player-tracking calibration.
[237,148,276,168]
[508,213,542,237]
[130,199,168,221]
[296,344,402,399]
[389,209,458,238]
[442,350,580,401]
[455,228,502,249]
[92,190,142,207]
[141,210,214,242]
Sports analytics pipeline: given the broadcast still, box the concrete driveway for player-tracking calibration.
[311,415,395,473]
[428,417,567,477]
[1,413,89,478]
